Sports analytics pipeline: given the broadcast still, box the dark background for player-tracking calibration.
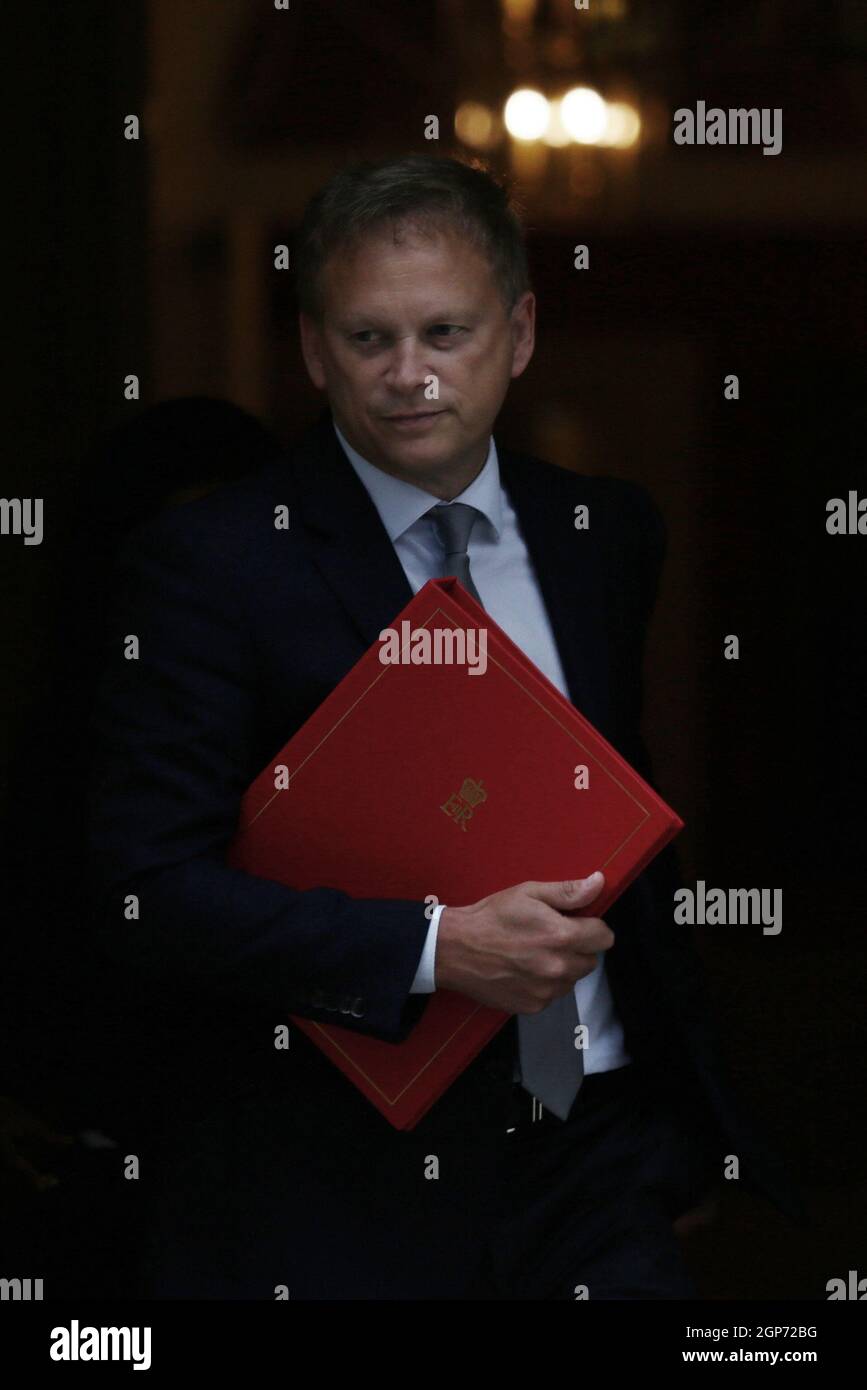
[3,0,865,1299]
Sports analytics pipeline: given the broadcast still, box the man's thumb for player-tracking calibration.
[534,872,605,911]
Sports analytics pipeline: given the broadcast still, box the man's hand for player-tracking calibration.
[436,872,612,1014]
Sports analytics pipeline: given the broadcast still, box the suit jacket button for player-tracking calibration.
[339,995,353,1014]
[351,997,365,1018]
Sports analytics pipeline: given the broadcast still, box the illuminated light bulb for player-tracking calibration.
[504,88,550,141]
[454,101,498,150]
[599,101,642,148]
[560,86,608,144]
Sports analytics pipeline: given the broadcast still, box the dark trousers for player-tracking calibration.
[473,1064,718,1299]
[140,1062,719,1300]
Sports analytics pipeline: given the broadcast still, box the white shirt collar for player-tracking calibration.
[333,418,503,543]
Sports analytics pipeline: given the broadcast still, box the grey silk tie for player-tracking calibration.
[427,501,585,1122]
[428,502,484,604]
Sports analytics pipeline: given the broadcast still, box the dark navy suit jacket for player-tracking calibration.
[85,406,805,1290]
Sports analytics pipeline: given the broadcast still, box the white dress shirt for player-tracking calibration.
[333,418,631,1074]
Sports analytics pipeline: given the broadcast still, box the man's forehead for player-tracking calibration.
[320,231,498,321]
[346,215,469,257]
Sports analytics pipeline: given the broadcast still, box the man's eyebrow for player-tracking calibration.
[339,309,476,330]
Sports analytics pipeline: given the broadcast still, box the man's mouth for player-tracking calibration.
[383,405,439,417]
[383,410,444,426]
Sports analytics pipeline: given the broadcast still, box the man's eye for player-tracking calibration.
[350,326,464,346]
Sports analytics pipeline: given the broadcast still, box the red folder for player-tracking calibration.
[226,577,684,1129]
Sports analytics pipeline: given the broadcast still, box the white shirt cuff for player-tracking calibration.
[409,903,444,993]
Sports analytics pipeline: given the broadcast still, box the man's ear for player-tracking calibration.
[298,311,327,390]
[509,291,535,380]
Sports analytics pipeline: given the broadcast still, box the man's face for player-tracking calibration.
[299,221,534,497]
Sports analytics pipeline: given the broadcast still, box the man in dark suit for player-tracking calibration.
[85,154,803,1299]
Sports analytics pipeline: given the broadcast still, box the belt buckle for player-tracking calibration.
[528,1095,547,1125]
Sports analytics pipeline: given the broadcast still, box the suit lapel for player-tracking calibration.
[291,409,415,648]
[291,409,612,738]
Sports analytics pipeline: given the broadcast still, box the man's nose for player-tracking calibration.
[383,338,429,392]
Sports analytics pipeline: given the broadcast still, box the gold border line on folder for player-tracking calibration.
[312,1000,488,1108]
[236,603,652,1108]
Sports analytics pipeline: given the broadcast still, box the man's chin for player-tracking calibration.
[373,418,454,455]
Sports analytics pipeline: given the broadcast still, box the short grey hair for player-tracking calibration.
[294,154,531,320]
